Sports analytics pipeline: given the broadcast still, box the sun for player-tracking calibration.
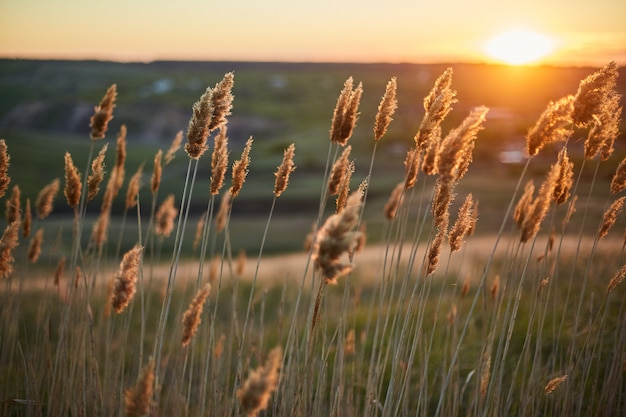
[484,30,555,65]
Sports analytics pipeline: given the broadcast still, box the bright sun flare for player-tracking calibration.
[484,30,555,65]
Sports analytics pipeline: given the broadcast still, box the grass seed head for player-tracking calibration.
[230,137,253,198]
[0,221,20,279]
[90,84,117,140]
[572,61,618,128]
[210,125,229,195]
[164,130,183,165]
[27,228,43,263]
[238,346,282,417]
[598,196,626,240]
[526,95,574,157]
[610,156,626,194]
[124,359,155,417]
[87,144,108,201]
[111,245,143,314]
[36,178,60,220]
[150,149,162,194]
[374,77,398,141]
[64,152,82,209]
[6,185,21,224]
[154,195,178,238]
[0,139,10,199]
[181,283,211,346]
[273,143,296,197]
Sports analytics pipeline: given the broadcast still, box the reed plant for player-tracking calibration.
[0,62,624,417]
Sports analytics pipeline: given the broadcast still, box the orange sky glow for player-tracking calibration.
[1,0,625,66]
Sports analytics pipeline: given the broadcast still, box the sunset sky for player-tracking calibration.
[1,0,625,66]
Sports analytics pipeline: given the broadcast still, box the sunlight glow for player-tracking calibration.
[484,30,555,65]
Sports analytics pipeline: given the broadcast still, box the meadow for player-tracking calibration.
[0,60,625,417]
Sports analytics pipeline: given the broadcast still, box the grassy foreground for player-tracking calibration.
[1,62,626,417]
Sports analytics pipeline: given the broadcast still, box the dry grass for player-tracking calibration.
[0,62,625,417]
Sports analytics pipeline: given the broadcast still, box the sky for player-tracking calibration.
[1,0,625,66]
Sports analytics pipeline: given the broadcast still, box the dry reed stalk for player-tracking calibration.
[230,137,253,198]
[526,96,574,157]
[87,144,108,201]
[35,178,60,219]
[0,221,20,279]
[164,131,183,165]
[553,148,574,205]
[0,139,9,199]
[124,359,155,417]
[328,145,352,195]
[374,77,398,141]
[64,152,82,209]
[236,249,247,276]
[126,166,143,209]
[27,228,43,263]
[215,191,231,233]
[111,245,143,314]
[490,275,500,300]
[237,346,282,417]
[193,211,206,251]
[449,193,475,252]
[421,126,442,175]
[90,84,117,140]
[611,157,626,194]
[53,256,65,287]
[584,91,622,160]
[521,159,560,243]
[330,78,363,146]
[572,61,618,128]
[210,125,229,195]
[91,211,109,250]
[150,150,162,194]
[313,190,363,284]
[22,198,31,238]
[414,68,457,150]
[403,147,421,190]
[514,181,535,229]
[544,374,568,394]
[607,264,626,293]
[154,195,178,238]
[181,283,211,346]
[598,196,626,239]
[6,185,21,224]
[335,161,355,213]
[273,143,296,197]
[437,106,489,182]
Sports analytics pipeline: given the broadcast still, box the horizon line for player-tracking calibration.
[0,55,612,70]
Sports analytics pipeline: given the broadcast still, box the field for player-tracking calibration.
[1,60,625,416]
